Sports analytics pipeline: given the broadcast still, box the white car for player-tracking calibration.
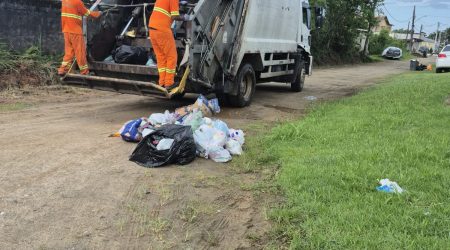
[436,45,450,73]
[382,47,402,59]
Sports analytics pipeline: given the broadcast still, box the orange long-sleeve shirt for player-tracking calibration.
[149,0,180,33]
[61,0,100,34]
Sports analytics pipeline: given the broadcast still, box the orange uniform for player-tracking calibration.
[58,0,100,75]
[149,0,180,87]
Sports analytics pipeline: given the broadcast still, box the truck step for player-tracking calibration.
[62,73,170,98]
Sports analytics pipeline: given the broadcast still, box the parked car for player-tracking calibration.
[436,45,450,73]
[382,47,402,59]
[418,46,428,58]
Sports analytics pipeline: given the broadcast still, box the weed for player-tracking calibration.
[203,230,220,247]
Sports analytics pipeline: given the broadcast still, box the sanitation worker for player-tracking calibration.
[58,0,102,76]
[149,0,189,90]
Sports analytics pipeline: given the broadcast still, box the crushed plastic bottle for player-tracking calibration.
[376,179,404,194]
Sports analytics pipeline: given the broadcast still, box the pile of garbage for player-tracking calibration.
[117,95,245,167]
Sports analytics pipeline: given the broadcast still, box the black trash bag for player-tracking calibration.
[112,45,148,65]
[129,124,196,168]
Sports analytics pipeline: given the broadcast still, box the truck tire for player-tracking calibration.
[228,63,256,107]
[436,68,443,74]
[291,61,305,92]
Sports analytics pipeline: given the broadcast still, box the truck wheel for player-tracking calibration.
[436,68,443,74]
[228,63,256,107]
[291,61,305,92]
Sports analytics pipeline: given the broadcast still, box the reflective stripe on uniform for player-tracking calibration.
[158,68,166,73]
[84,10,91,17]
[166,68,176,74]
[170,11,179,16]
[61,13,82,20]
[79,65,89,70]
[61,61,70,66]
[153,7,171,17]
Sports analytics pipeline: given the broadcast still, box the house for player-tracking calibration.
[372,16,393,34]
[390,32,436,52]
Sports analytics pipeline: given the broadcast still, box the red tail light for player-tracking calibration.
[438,53,447,58]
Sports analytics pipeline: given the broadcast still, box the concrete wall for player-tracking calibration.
[0,0,63,54]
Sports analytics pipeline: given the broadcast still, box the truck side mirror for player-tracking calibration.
[314,7,324,29]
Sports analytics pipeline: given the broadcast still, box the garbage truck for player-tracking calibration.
[62,0,323,107]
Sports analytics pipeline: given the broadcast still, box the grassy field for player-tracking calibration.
[241,72,450,249]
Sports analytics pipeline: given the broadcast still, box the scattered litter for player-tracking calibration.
[229,129,245,145]
[376,179,404,194]
[209,146,232,163]
[304,96,318,101]
[129,124,196,168]
[142,128,154,138]
[226,139,243,155]
[156,138,175,151]
[115,95,245,166]
[175,95,221,118]
[213,119,230,135]
[149,110,176,126]
[181,111,203,131]
[0,212,5,216]
[119,119,143,142]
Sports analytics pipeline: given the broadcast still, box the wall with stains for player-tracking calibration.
[0,0,63,53]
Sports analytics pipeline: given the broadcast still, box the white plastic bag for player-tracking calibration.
[156,138,175,151]
[142,128,155,138]
[229,129,245,145]
[194,125,227,160]
[226,139,243,155]
[209,146,232,163]
[149,113,167,125]
[213,119,229,135]
[149,110,176,125]
[182,111,203,130]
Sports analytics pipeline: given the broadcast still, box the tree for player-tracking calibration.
[428,32,437,40]
[308,0,385,64]
[393,28,409,34]
[361,0,385,55]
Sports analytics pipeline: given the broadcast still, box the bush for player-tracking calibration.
[369,29,407,55]
[0,43,60,90]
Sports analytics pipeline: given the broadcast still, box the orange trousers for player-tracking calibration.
[149,29,177,87]
[58,33,89,75]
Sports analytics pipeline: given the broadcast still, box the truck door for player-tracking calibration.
[297,1,311,53]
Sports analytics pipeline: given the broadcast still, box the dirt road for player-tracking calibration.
[0,59,429,249]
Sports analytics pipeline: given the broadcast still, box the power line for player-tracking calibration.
[382,4,409,23]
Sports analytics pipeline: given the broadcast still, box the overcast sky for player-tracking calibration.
[382,0,450,34]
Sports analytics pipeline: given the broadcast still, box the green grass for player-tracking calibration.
[0,103,31,112]
[244,72,450,249]
[0,43,59,88]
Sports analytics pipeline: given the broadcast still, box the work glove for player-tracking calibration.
[183,14,193,21]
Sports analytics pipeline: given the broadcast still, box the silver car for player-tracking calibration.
[436,45,450,73]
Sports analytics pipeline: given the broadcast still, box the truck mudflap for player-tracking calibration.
[62,66,190,99]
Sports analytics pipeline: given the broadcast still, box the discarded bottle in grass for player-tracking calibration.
[376,179,404,194]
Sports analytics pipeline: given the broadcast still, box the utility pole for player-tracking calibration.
[419,24,423,39]
[409,5,416,52]
[406,21,410,41]
[437,31,442,51]
[434,22,440,53]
